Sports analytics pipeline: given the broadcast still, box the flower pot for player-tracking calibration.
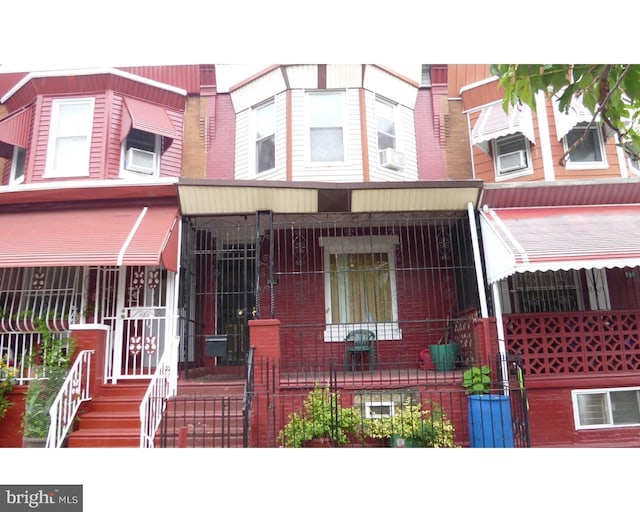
[22,436,47,448]
[467,394,514,448]
[429,343,459,371]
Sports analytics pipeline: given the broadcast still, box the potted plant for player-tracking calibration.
[278,385,362,447]
[366,398,457,448]
[22,322,76,447]
[462,365,514,448]
[429,316,459,371]
[0,355,17,421]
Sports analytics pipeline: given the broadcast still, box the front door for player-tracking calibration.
[108,265,171,380]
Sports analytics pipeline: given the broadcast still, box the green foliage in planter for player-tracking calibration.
[22,321,76,439]
[0,357,17,421]
[366,398,457,447]
[278,385,362,447]
[462,365,492,395]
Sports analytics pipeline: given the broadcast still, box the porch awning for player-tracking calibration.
[471,102,535,153]
[479,204,640,284]
[120,97,177,151]
[0,108,31,158]
[0,205,180,272]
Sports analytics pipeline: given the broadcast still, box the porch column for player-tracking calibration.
[248,319,281,447]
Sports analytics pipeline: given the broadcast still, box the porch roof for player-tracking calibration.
[0,205,180,272]
[479,204,640,284]
[176,179,483,215]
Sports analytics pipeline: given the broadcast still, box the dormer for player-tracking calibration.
[0,67,187,185]
[226,64,421,183]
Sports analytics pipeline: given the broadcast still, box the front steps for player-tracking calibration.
[65,377,246,448]
[158,379,245,448]
[66,381,148,448]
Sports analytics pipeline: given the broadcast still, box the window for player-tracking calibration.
[493,134,531,177]
[122,128,160,177]
[512,270,583,313]
[377,97,396,152]
[254,101,275,173]
[320,236,400,341]
[10,146,26,184]
[45,98,94,177]
[564,122,606,168]
[308,91,344,162]
[573,387,640,429]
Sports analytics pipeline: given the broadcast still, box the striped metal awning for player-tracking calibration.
[479,204,640,283]
[0,205,180,272]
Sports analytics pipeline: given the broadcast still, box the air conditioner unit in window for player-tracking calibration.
[497,149,527,174]
[380,148,405,170]
[125,147,156,175]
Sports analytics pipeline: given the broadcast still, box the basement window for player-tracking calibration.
[572,387,640,429]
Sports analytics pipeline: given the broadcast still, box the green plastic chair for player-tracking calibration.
[344,329,376,372]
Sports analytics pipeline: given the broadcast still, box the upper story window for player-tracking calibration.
[493,134,532,178]
[10,146,26,184]
[564,122,606,169]
[307,91,344,163]
[121,128,160,178]
[254,100,275,173]
[376,97,405,171]
[45,97,94,178]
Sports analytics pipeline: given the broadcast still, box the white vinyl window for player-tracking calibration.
[121,128,160,178]
[376,97,396,152]
[493,134,531,178]
[45,97,94,177]
[564,122,607,169]
[320,236,401,341]
[10,146,26,184]
[254,100,275,173]
[573,387,640,429]
[308,91,344,163]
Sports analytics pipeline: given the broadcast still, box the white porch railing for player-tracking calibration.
[139,336,180,448]
[46,349,95,448]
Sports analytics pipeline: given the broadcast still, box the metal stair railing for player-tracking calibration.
[46,349,95,448]
[139,336,179,448]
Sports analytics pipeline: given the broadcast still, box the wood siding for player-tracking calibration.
[447,64,492,99]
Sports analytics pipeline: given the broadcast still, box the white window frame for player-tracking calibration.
[376,96,397,153]
[492,133,532,180]
[253,99,275,174]
[120,128,161,179]
[44,97,94,178]
[364,401,395,419]
[306,90,345,165]
[9,146,26,184]
[572,387,640,430]
[320,235,401,342]
[563,122,608,170]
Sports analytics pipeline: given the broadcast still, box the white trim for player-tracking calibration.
[44,97,95,178]
[563,123,608,170]
[118,207,148,265]
[2,67,186,103]
[9,145,25,184]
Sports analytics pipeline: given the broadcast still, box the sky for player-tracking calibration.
[2,1,639,74]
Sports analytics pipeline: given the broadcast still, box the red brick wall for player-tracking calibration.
[207,93,235,179]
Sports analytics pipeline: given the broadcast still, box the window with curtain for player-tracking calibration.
[321,236,401,341]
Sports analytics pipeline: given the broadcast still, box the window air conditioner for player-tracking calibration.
[125,147,156,174]
[497,149,527,174]
[380,148,405,170]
